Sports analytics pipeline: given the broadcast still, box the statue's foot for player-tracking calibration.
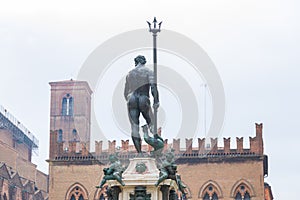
[149,124,154,134]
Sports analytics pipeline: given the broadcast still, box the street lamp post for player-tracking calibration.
[147,17,162,135]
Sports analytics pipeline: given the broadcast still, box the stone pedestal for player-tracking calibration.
[107,157,174,200]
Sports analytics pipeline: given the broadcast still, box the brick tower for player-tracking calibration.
[49,79,92,158]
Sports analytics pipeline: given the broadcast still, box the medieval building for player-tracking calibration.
[0,106,49,199]
[47,80,273,200]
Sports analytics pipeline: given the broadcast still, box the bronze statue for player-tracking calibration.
[124,55,160,153]
[97,154,125,188]
[155,149,187,194]
[142,125,164,155]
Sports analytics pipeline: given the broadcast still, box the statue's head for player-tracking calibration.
[134,55,147,66]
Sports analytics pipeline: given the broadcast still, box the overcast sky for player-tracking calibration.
[1,0,299,199]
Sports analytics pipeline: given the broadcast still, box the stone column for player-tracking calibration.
[160,185,170,200]
[107,186,121,200]
[169,189,177,200]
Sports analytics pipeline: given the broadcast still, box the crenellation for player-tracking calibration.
[50,123,264,158]
[81,142,88,156]
[249,123,264,155]
[198,138,205,154]
[223,138,231,153]
[210,138,218,153]
[173,139,180,154]
[95,141,103,155]
[236,137,244,153]
[108,140,116,154]
[121,140,129,151]
[185,138,193,154]
[68,141,77,153]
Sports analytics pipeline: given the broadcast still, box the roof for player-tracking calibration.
[49,79,93,94]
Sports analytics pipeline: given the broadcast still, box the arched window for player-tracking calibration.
[62,97,67,115]
[66,184,88,200]
[244,192,251,200]
[3,193,7,200]
[69,97,74,115]
[203,192,210,200]
[201,184,219,200]
[212,192,218,200]
[58,129,63,142]
[234,184,252,200]
[235,192,242,200]
[62,94,74,116]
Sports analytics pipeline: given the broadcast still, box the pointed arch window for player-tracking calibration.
[235,192,242,200]
[69,97,74,115]
[234,184,252,200]
[244,192,251,200]
[203,192,210,200]
[212,193,218,200]
[66,184,88,200]
[201,185,219,200]
[62,94,74,116]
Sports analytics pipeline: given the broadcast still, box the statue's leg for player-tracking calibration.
[155,170,168,187]
[114,175,125,186]
[139,95,151,124]
[99,178,107,188]
[130,120,141,153]
[176,174,187,194]
[142,125,151,143]
[128,95,142,153]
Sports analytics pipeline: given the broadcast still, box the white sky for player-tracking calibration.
[1,0,299,198]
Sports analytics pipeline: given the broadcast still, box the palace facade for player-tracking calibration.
[47,80,273,200]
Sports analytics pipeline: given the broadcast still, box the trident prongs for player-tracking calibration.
[147,17,162,34]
